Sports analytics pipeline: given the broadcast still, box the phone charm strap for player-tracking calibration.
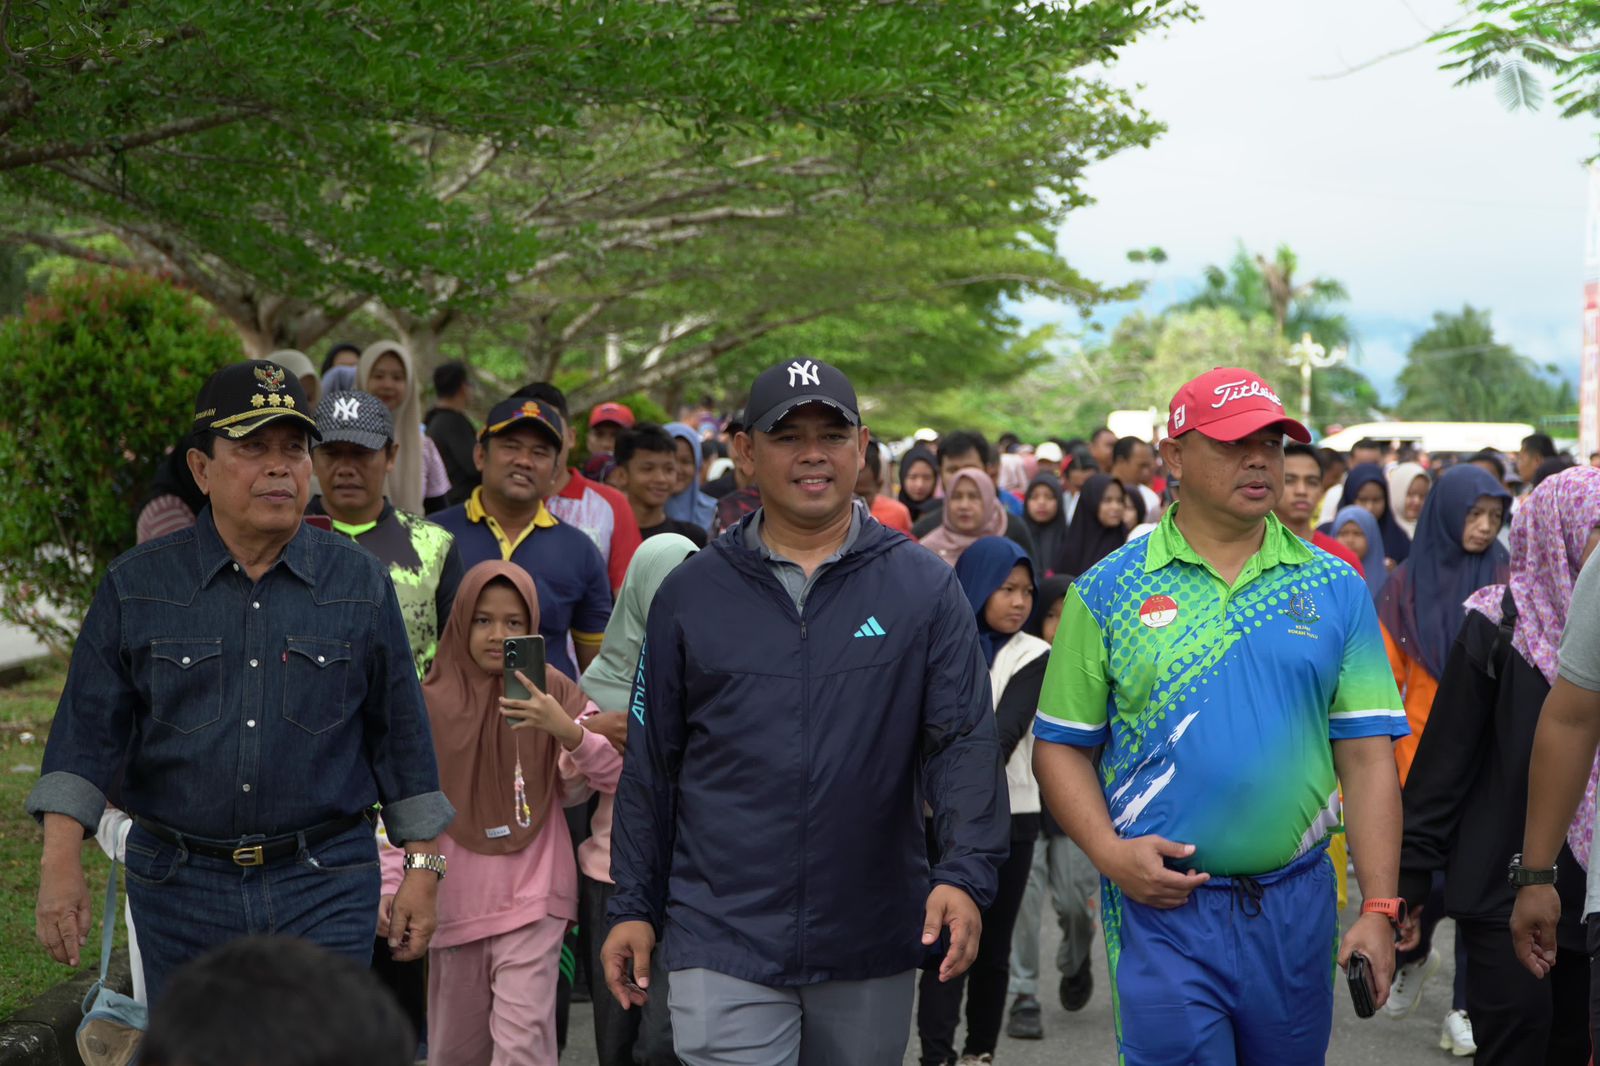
[513,751,533,828]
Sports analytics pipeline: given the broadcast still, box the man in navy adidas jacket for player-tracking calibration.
[603,358,1009,1066]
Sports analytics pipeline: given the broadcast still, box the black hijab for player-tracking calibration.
[1022,473,1069,577]
[139,430,208,517]
[898,447,940,522]
[1323,464,1410,563]
[1055,475,1130,576]
[1376,464,1510,680]
[1026,574,1076,639]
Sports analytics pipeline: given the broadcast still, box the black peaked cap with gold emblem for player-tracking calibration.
[192,359,321,441]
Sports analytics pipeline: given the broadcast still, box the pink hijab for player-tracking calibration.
[919,468,1008,567]
[1466,466,1600,868]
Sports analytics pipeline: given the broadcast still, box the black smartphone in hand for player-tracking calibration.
[503,635,546,702]
[1347,952,1377,1019]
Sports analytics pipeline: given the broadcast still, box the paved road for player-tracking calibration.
[0,619,46,670]
[562,901,1469,1065]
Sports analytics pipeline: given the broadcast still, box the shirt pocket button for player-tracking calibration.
[149,640,224,734]
[282,636,354,735]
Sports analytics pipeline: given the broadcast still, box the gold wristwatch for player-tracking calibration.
[403,853,448,879]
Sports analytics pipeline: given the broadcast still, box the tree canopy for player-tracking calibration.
[1434,1,1600,138]
[1394,305,1574,422]
[0,0,1192,380]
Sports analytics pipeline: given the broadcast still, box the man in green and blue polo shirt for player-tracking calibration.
[1033,367,1409,1065]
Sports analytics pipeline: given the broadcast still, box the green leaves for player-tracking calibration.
[1394,304,1572,422]
[1495,58,1546,110]
[1435,1,1599,141]
[0,272,241,650]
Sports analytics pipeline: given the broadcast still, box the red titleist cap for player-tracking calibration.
[1167,367,1311,443]
[589,402,635,429]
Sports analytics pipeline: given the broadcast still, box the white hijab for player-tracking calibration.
[1387,462,1429,538]
[357,341,424,514]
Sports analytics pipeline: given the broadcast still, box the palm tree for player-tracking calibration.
[1184,243,1352,349]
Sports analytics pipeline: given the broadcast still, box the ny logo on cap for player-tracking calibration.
[333,396,361,422]
[787,359,821,388]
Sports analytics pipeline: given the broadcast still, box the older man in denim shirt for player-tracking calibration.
[27,361,455,1005]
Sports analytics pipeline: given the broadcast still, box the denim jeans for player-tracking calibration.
[124,820,380,1006]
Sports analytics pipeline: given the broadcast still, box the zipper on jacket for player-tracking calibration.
[797,606,809,973]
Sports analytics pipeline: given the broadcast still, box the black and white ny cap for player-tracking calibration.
[313,390,394,451]
[746,358,860,434]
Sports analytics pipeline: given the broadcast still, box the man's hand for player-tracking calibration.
[586,711,629,754]
[1338,913,1397,1009]
[36,852,91,967]
[922,885,982,983]
[602,920,656,1010]
[377,894,395,940]
[1511,884,1561,979]
[388,871,438,962]
[1101,836,1210,908]
[1395,905,1423,953]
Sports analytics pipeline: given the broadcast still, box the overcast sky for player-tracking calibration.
[1021,0,1600,402]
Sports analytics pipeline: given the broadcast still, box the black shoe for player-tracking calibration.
[1006,994,1044,1040]
[1060,957,1093,1012]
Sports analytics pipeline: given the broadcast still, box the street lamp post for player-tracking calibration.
[1287,332,1347,433]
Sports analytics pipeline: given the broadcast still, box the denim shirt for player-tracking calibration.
[27,508,454,845]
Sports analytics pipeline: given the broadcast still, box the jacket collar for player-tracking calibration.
[194,504,318,587]
[719,500,893,574]
[744,500,866,562]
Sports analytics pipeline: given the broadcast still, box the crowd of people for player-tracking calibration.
[24,346,1600,1066]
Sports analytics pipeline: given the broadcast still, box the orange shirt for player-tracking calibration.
[1383,624,1439,786]
[870,495,914,535]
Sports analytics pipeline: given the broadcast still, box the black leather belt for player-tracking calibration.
[134,810,373,867]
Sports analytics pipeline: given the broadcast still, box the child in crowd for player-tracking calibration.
[612,426,710,548]
[381,561,620,1066]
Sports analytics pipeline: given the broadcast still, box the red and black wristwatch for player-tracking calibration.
[1360,897,1409,937]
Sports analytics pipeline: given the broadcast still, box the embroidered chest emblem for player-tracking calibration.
[1284,592,1320,626]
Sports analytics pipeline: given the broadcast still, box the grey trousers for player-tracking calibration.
[1008,834,1099,996]
[668,968,915,1066]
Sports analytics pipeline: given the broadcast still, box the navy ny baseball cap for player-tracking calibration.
[313,390,394,451]
[746,358,860,434]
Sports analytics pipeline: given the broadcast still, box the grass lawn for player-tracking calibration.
[0,656,121,1019]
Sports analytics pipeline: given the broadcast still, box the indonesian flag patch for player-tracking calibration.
[1139,595,1178,630]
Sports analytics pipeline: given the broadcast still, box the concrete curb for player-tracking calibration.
[0,953,133,1066]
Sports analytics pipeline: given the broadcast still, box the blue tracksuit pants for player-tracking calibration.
[1103,842,1338,1066]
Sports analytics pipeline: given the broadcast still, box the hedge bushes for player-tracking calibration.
[0,272,241,652]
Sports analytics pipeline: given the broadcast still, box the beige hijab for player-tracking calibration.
[357,340,424,514]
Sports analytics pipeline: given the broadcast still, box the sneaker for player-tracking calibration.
[1006,994,1043,1040]
[1383,947,1441,1019]
[1060,956,1094,1012]
[1440,1010,1477,1056]
[956,1057,993,1066]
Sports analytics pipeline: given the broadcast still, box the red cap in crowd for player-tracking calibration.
[1167,368,1311,443]
[589,402,635,429]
